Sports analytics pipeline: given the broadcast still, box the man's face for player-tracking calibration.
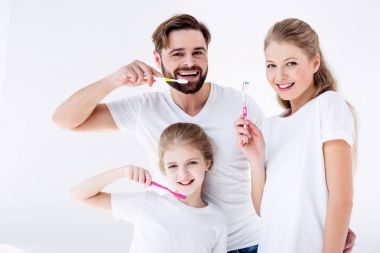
[155,29,208,94]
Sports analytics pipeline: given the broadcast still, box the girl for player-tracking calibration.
[71,122,227,253]
[235,18,356,253]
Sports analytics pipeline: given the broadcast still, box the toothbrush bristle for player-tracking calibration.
[177,79,188,84]
[242,81,250,90]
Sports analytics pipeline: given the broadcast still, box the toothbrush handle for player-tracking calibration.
[150,181,186,199]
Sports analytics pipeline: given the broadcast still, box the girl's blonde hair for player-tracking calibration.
[264,18,357,167]
[158,123,214,174]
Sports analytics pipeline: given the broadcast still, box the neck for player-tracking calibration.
[289,84,316,115]
[178,187,207,208]
[170,82,211,116]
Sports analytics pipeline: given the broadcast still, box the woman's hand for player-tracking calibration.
[234,116,265,164]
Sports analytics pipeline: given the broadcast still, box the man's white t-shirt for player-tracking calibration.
[112,191,227,253]
[107,83,264,250]
[259,91,355,253]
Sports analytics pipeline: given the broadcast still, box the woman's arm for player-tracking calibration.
[71,165,152,212]
[322,140,353,253]
[234,118,266,216]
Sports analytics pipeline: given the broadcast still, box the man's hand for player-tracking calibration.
[109,60,163,87]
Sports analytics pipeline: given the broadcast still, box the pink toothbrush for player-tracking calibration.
[150,181,186,199]
[242,81,250,128]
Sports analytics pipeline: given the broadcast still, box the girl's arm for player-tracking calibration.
[70,165,152,212]
[234,117,266,216]
[322,140,353,253]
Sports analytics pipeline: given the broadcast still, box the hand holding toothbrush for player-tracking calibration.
[123,165,186,199]
[107,60,163,88]
[108,60,188,88]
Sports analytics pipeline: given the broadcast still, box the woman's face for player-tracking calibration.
[265,41,320,109]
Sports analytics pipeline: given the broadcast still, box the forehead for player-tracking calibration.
[163,29,207,51]
[265,41,307,61]
[164,145,203,162]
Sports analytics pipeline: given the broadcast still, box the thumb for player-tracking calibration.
[152,68,163,77]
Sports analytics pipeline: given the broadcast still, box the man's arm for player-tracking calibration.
[52,61,162,131]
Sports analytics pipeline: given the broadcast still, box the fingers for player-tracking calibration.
[125,165,152,187]
[144,170,152,187]
[234,118,252,138]
[344,229,356,251]
[127,60,161,86]
[152,68,163,78]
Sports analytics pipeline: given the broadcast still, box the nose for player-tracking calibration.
[275,66,287,81]
[182,54,196,68]
[178,166,190,179]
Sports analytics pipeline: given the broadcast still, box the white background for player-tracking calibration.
[1,0,379,252]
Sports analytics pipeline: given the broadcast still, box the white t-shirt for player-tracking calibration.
[107,83,265,250]
[259,91,355,253]
[112,191,227,253]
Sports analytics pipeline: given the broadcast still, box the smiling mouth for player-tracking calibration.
[178,179,195,186]
[276,82,295,90]
[176,70,200,79]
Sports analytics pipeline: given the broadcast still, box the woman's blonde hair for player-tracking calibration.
[264,18,358,167]
[158,123,214,174]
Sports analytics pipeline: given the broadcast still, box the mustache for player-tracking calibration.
[174,66,202,73]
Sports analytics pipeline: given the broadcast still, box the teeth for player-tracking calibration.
[178,71,198,76]
[278,83,293,89]
[179,180,193,185]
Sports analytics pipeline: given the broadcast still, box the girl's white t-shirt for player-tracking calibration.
[112,191,228,253]
[259,91,355,253]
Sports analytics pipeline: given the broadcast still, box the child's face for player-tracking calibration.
[163,145,210,196]
[265,41,320,104]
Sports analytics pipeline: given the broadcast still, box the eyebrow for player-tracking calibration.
[168,47,207,54]
[166,157,200,165]
[266,57,297,63]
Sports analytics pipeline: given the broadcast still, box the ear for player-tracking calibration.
[153,50,162,68]
[205,160,211,171]
[313,53,321,73]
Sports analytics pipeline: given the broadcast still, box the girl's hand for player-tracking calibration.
[234,116,265,164]
[123,165,152,187]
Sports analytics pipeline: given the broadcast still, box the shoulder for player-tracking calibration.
[317,90,346,106]
[212,83,241,99]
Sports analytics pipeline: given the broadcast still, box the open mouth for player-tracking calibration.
[276,82,295,90]
[177,179,195,186]
[176,70,200,81]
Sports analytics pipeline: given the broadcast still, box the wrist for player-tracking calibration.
[103,73,123,89]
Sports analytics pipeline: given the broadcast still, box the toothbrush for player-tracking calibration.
[159,77,188,84]
[139,76,188,84]
[242,81,249,128]
[150,180,187,199]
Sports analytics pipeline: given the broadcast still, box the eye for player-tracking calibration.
[193,51,203,56]
[187,161,198,166]
[267,64,276,68]
[286,61,297,66]
[172,53,184,57]
[167,164,178,169]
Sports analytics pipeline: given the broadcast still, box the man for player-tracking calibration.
[53,14,355,252]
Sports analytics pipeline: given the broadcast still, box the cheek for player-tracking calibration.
[266,69,275,83]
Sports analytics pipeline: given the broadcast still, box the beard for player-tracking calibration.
[161,63,208,95]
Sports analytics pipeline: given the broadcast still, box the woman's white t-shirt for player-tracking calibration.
[259,91,355,253]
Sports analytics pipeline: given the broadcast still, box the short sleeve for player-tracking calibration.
[111,191,146,224]
[106,94,144,131]
[247,94,266,130]
[319,91,355,147]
